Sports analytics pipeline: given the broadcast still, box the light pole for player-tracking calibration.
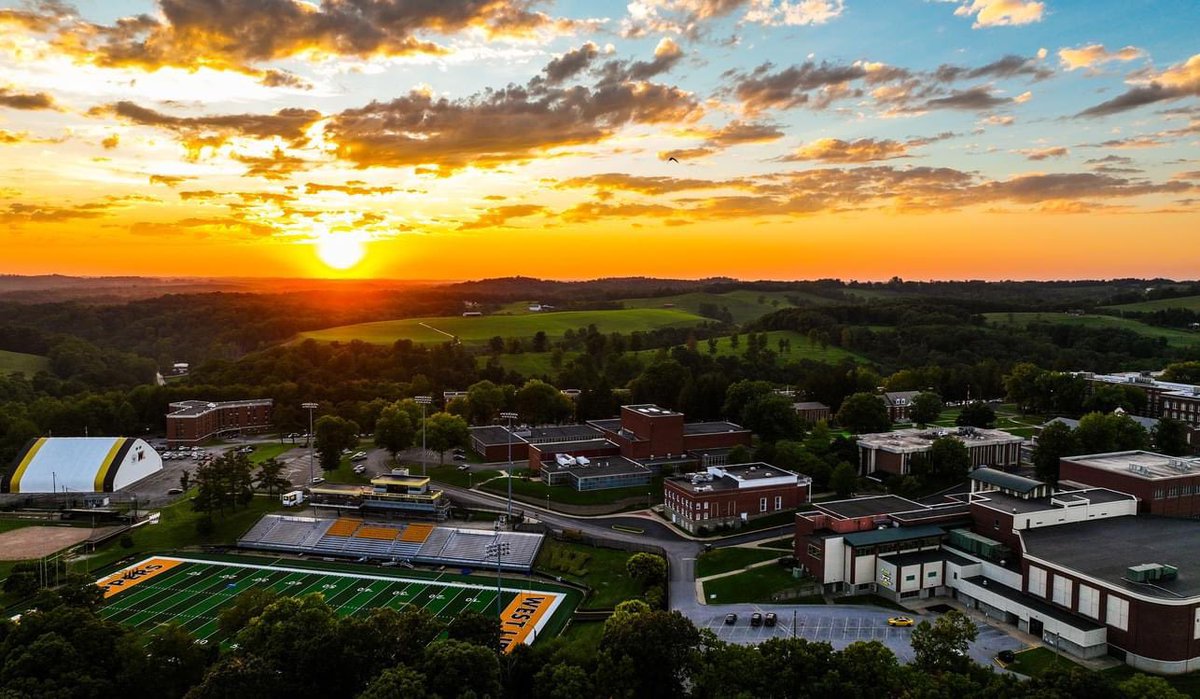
[486,532,511,627]
[302,402,319,484]
[501,411,518,521]
[415,396,432,476]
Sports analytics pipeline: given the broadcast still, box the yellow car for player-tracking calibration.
[887,616,914,627]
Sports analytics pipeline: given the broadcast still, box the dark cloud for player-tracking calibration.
[544,42,600,84]
[730,61,867,112]
[0,88,56,110]
[922,87,1012,111]
[934,54,1052,82]
[1078,54,1200,117]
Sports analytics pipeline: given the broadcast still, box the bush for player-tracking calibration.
[119,534,134,548]
[195,516,215,536]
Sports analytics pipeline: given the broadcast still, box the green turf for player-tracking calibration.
[481,473,661,507]
[984,312,1200,348]
[556,619,605,653]
[427,465,502,489]
[297,309,708,346]
[758,536,795,551]
[476,352,580,378]
[619,290,826,324]
[701,562,821,604]
[535,538,641,610]
[0,349,49,376]
[1002,647,1200,694]
[1105,295,1200,313]
[95,556,570,648]
[695,547,783,578]
[248,443,293,464]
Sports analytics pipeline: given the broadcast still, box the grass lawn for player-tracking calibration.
[427,465,501,489]
[248,443,292,464]
[482,473,662,507]
[296,308,707,347]
[1105,295,1200,313]
[620,290,820,324]
[0,349,49,376]
[635,330,865,364]
[984,312,1200,349]
[476,352,579,378]
[322,456,370,485]
[702,563,821,604]
[536,538,642,610]
[696,547,783,578]
[557,619,606,653]
[759,536,795,551]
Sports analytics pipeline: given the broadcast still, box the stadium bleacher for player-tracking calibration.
[238,515,544,571]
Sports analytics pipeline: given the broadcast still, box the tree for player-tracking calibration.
[629,359,689,409]
[254,457,289,496]
[598,609,701,699]
[218,588,279,638]
[1153,417,1191,457]
[360,667,429,699]
[144,622,218,699]
[910,609,977,673]
[706,337,718,355]
[739,393,804,443]
[532,330,549,353]
[912,437,970,484]
[956,401,996,428]
[314,415,359,471]
[1084,384,1147,415]
[445,609,500,651]
[835,393,890,434]
[1034,420,1078,483]
[722,380,773,423]
[1004,362,1045,414]
[830,462,857,497]
[1118,672,1188,699]
[373,401,416,462]
[3,562,38,598]
[192,451,255,517]
[422,639,502,699]
[910,392,943,427]
[516,379,573,424]
[727,444,751,464]
[1075,411,1148,454]
[422,412,469,464]
[533,661,594,699]
[1162,361,1200,384]
[626,552,667,588]
[465,379,506,425]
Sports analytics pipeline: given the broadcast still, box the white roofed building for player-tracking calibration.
[2,437,162,494]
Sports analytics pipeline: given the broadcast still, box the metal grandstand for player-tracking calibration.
[237,515,544,572]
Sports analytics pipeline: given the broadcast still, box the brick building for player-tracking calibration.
[1081,371,1200,426]
[664,463,810,534]
[1059,451,1200,518]
[793,401,831,424]
[879,391,920,422]
[166,399,273,447]
[856,426,1023,477]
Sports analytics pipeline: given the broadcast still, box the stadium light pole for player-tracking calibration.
[500,411,518,521]
[302,402,319,484]
[415,396,432,476]
[486,531,511,630]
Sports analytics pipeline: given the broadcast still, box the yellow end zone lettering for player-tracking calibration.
[96,557,183,599]
[498,592,556,654]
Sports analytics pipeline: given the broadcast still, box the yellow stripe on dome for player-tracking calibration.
[9,437,47,494]
[94,438,127,492]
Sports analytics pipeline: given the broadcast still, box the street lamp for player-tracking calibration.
[415,396,432,476]
[500,411,518,521]
[485,533,511,626]
[302,402,319,484]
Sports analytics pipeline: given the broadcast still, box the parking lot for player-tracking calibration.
[686,605,1024,667]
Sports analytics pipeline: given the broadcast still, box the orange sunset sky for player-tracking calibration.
[1,0,1198,280]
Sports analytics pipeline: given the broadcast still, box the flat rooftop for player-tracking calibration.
[1064,451,1200,481]
[523,424,604,443]
[1082,372,1200,398]
[963,575,1104,631]
[881,548,972,567]
[816,495,928,520]
[587,418,623,433]
[624,404,680,416]
[546,456,650,479]
[683,421,748,436]
[1022,516,1200,600]
[716,462,798,482]
[167,398,273,417]
[967,487,1136,515]
[468,425,524,446]
[530,438,618,454]
[793,401,830,410]
[858,426,1022,452]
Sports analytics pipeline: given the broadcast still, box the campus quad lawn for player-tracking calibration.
[702,563,822,604]
[95,556,538,646]
[427,465,501,489]
[481,473,663,507]
[695,547,783,578]
[247,443,292,464]
[0,349,49,376]
[535,538,642,610]
[296,309,707,346]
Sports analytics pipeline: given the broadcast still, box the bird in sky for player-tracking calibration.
[668,157,679,163]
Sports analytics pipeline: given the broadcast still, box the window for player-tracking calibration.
[905,574,916,582]
[1107,596,1129,631]
[1028,566,1047,597]
[807,544,823,560]
[759,497,767,513]
[1051,575,1073,608]
[774,495,783,511]
[1078,584,1100,619]
[1195,609,1200,640]
[927,571,938,578]
[703,502,708,509]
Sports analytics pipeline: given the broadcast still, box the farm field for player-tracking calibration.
[0,349,49,376]
[297,309,707,346]
[984,312,1200,348]
[1105,295,1200,313]
[97,556,569,651]
[618,290,831,323]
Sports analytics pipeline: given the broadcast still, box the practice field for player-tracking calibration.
[97,556,567,652]
[295,308,707,346]
[0,525,97,560]
[0,349,49,376]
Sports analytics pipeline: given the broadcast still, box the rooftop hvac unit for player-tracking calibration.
[1161,564,1179,581]
[576,456,590,466]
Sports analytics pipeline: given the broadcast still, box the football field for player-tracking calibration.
[97,556,566,651]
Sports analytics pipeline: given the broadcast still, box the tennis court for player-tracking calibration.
[97,556,566,651]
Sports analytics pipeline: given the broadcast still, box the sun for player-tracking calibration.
[315,233,365,270]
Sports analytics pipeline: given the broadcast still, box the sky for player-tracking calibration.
[0,0,1197,281]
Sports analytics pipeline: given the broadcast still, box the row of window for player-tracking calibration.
[1151,484,1200,499]
[1029,565,1128,631]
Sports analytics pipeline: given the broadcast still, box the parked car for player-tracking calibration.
[350,451,368,461]
[310,476,325,485]
[765,612,777,627]
[167,487,184,495]
[724,613,737,625]
[887,616,914,627]
[750,613,763,627]
[457,464,470,471]
[453,454,468,461]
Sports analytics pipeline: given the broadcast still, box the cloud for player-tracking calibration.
[922,86,1012,111]
[743,0,845,26]
[933,54,1052,82]
[232,148,313,180]
[951,0,1045,28]
[1058,44,1146,72]
[328,48,702,173]
[101,134,119,149]
[659,119,784,160]
[781,137,911,163]
[557,172,745,195]
[304,182,397,196]
[30,0,588,82]
[729,61,868,113]
[544,42,601,84]
[149,174,195,187]
[1015,146,1068,160]
[0,88,57,110]
[457,204,546,230]
[623,0,844,37]
[129,216,275,239]
[1078,54,1200,117]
